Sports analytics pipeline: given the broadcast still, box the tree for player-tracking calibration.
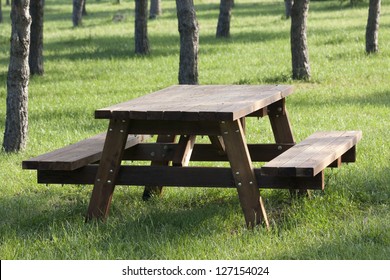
[0,0,3,23]
[72,0,84,27]
[149,0,161,19]
[176,0,199,85]
[365,0,381,54]
[284,0,293,19]
[3,0,32,152]
[135,0,149,55]
[216,0,233,38]
[290,0,311,80]
[29,0,44,75]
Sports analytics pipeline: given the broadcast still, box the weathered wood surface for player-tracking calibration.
[22,133,150,171]
[95,85,293,121]
[220,120,269,228]
[261,131,362,177]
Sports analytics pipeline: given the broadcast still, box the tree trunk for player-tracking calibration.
[216,0,233,38]
[149,0,161,19]
[0,0,3,23]
[176,0,199,85]
[3,0,31,152]
[365,0,380,54]
[82,0,87,16]
[29,0,44,75]
[135,0,149,55]
[290,0,311,80]
[284,0,293,19]
[72,0,84,27]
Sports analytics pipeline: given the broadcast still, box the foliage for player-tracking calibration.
[0,0,389,259]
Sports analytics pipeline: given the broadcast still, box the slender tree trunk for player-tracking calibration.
[290,0,311,80]
[176,0,199,85]
[72,0,84,27]
[149,0,161,19]
[82,0,87,16]
[216,0,233,38]
[135,0,149,55]
[284,0,293,19]
[3,0,31,152]
[29,0,44,75]
[0,0,3,23]
[365,0,380,54]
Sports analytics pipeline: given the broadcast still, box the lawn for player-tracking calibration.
[0,0,389,259]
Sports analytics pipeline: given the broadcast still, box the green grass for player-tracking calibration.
[0,0,389,259]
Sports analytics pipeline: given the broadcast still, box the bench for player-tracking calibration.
[260,131,362,188]
[22,133,151,171]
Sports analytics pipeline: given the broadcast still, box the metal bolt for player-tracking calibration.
[120,129,124,133]
[249,181,253,185]
[237,182,242,187]
[109,169,114,173]
[122,120,126,123]
[150,152,155,157]
[235,130,239,133]
[221,121,225,124]
[278,145,282,150]
[224,131,228,135]
[277,107,283,112]
[107,180,112,184]
[163,145,168,150]
[235,171,240,175]
[275,115,280,118]
[109,128,113,132]
[97,179,101,182]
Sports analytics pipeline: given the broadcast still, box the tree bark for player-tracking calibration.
[72,0,84,27]
[82,0,87,16]
[0,0,3,23]
[135,0,149,55]
[290,0,311,80]
[216,0,233,38]
[29,0,44,75]
[149,0,161,19]
[3,0,31,152]
[365,0,380,54]
[176,0,199,85]
[284,0,293,19]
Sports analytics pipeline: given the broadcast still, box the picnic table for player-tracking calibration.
[23,85,362,228]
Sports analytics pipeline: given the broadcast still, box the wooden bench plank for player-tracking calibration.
[261,131,362,177]
[22,133,150,171]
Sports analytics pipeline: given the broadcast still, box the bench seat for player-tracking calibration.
[261,131,362,177]
[22,133,150,171]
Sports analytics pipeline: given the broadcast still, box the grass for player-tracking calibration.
[0,0,389,259]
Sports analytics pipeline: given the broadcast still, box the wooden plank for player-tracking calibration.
[37,166,323,190]
[261,131,362,177]
[95,85,294,121]
[127,119,221,136]
[220,120,269,228]
[22,133,150,171]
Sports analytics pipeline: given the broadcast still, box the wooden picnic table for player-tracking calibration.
[23,85,362,228]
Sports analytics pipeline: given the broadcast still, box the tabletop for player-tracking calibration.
[95,84,293,121]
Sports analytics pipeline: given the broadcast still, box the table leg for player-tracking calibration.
[86,118,130,220]
[142,135,177,200]
[220,120,269,228]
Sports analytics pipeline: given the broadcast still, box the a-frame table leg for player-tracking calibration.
[220,120,269,229]
[86,118,130,221]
